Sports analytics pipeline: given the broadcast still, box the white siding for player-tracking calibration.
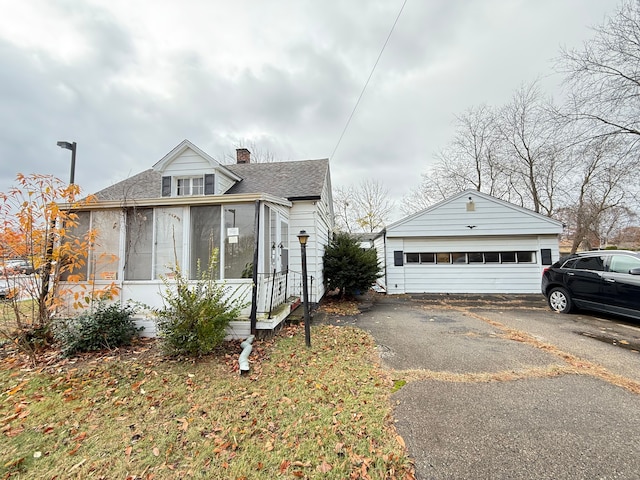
[217,173,236,194]
[163,148,211,176]
[386,237,405,294]
[161,147,240,195]
[389,191,563,237]
[385,235,560,294]
[373,235,386,290]
[290,202,324,302]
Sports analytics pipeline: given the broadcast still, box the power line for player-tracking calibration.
[330,0,408,161]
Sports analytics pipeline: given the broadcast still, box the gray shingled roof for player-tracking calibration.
[93,159,330,201]
[94,169,162,201]
[226,159,329,200]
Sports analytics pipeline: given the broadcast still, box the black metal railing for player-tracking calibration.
[286,268,314,305]
[255,269,314,319]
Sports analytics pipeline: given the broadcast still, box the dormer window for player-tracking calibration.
[177,177,204,196]
[161,173,215,197]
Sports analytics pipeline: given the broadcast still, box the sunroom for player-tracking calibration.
[62,194,302,338]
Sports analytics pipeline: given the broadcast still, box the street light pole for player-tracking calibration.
[297,230,311,348]
[56,141,77,184]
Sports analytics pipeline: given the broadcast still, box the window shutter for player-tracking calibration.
[161,176,171,197]
[204,174,215,195]
[394,250,404,266]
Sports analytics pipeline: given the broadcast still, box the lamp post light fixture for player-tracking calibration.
[297,230,311,348]
[56,141,77,185]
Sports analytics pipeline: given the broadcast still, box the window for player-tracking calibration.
[125,208,153,280]
[436,253,451,264]
[406,253,419,263]
[485,252,499,263]
[420,253,435,263]
[501,251,516,263]
[452,252,467,263]
[224,204,256,279]
[609,255,640,274]
[403,251,537,265]
[468,252,484,263]
[177,177,204,196]
[61,211,91,281]
[280,221,289,271]
[91,210,121,280]
[516,251,534,263]
[573,256,604,272]
[190,205,221,279]
[263,206,271,274]
[155,207,183,278]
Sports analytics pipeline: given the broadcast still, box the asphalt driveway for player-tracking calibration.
[317,294,640,479]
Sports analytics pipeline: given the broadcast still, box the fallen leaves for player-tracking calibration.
[0,324,415,479]
[318,300,361,316]
[317,459,333,473]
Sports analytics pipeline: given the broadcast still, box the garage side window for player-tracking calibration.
[404,251,537,265]
[406,253,419,263]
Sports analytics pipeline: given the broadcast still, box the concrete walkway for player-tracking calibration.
[317,294,640,479]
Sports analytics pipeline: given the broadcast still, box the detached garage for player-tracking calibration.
[376,190,564,294]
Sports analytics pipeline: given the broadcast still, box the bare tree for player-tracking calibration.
[401,105,506,214]
[558,136,639,252]
[335,180,395,233]
[222,140,280,164]
[404,4,640,248]
[496,82,569,215]
[400,173,441,215]
[401,90,569,216]
[352,179,395,233]
[559,0,640,140]
[333,185,356,234]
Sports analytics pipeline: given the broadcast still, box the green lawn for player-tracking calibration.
[1,324,415,479]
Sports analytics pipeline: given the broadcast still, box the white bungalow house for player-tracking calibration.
[63,140,333,337]
[375,190,564,294]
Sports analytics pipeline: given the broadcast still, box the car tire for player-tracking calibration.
[548,287,573,314]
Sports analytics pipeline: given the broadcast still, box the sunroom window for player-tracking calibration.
[91,210,121,280]
[223,204,256,279]
[190,205,221,279]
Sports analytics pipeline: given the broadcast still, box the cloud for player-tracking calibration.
[0,0,618,220]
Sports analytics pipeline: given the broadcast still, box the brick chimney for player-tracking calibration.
[236,148,251,164]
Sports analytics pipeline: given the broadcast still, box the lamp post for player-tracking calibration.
[297,230,311,348]
[56,141,77,184]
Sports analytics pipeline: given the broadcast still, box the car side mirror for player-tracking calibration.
[630,267,640,276]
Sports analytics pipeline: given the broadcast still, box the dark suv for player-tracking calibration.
[541,250,640,320]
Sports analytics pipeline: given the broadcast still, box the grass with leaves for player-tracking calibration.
[0,324,414,479]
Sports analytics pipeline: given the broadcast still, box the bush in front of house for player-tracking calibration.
[154,258,247,357]
[55,302,141,357]
[323,232,382,298]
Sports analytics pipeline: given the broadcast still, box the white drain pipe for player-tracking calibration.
[239,335,255,375]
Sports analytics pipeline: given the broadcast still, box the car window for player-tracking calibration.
[608,255,640,274]
[572,256,605,272]
[561,258,578,269]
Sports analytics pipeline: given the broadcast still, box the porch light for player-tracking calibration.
[297,230,309,246]
[297,230,311,347]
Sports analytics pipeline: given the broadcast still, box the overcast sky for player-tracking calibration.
[0,0,617,220]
